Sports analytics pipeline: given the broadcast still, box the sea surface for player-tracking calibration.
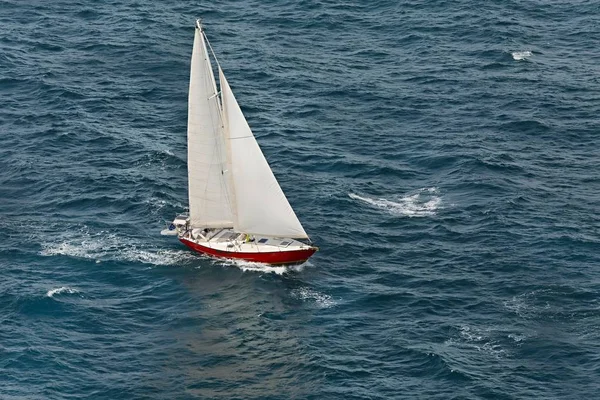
[1,0,600,398]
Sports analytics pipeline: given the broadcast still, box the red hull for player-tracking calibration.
[180,238,317,265]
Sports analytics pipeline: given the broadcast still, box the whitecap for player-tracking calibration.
[47,286,80,298]
[349,187,441,217]
[512,51,532,61]
[291,287,336,308]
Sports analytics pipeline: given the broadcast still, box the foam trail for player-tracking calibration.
[512,51,532,61]
[39,227,196,266]
[349,187,441,217]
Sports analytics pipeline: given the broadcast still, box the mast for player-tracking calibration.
[187,20,234,228]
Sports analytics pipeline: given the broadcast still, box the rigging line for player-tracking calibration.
[203,33,237,218]
[201,32,229,174]
[200,27,241,228]
[198,28,235,219]
[203,30,221,71]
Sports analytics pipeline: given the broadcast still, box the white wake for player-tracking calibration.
[217,258,309,275]
[40,226,195,266]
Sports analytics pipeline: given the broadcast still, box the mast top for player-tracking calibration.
[195,19,202,31]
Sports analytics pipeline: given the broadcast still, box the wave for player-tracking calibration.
[47,286,80,298]
[512,51,532,61]
[349,187,441,217]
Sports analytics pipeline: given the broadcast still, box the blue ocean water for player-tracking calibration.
[1,0,600,398]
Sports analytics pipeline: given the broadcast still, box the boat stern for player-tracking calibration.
[160,213,190,236]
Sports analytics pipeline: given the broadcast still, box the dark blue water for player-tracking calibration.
[2,1,600,398]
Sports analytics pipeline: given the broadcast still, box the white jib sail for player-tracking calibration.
[219,67,308,239]
[187,23,234,228]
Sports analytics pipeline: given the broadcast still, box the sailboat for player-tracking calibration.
[161,20,317,265]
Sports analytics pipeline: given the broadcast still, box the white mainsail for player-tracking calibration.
[187,22,233,228]
[219,67,309,239]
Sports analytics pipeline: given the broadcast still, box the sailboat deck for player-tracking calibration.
[183,228,311,253]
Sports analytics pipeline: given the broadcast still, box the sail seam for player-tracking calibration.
[229,136,253,140]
